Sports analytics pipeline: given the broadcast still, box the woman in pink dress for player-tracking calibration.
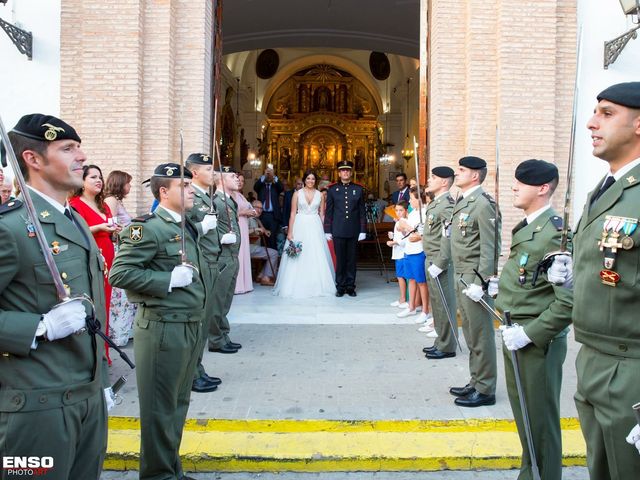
[234,172,258,293]
[69,164,121,364]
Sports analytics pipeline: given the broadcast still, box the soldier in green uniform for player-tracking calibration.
[449,156,501,407]
[185,153,222,393]
[549,82,640,479]
[0,114,108,479]
[422,166,458,359]
[492,159,573,480]
[109,163,205,480]
[207,166,242,354]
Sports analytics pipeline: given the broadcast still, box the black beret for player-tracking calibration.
[459,156,486,169]
[597,82,640,109]
[12,113,81,143]
[515,159,558,186]
[186,153,212,165]
[431,166,455,178]
[152,163,193,179]
[220,165,237,174]
[336,160,353,170]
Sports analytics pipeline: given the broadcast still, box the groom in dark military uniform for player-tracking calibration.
[324,160,367,297]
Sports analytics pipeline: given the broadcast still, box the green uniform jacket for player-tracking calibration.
[189,186,221,259]
[0,193,107,405]
[109,206,206,312]
[422,192,455,268]
[573,164,640,358]
[450,187,501,282]
[213,191,240,256]
[495,208,572,346]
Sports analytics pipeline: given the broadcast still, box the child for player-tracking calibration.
[387,202,409,309]
[397,188,435,333]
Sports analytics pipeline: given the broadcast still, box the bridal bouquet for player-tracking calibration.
[284,240,303,258]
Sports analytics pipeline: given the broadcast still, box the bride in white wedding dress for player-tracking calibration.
[273,171,336,298]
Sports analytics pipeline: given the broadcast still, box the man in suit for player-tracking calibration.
[110,163,205,480]
[549,81,640,478]
[493,159,573,480]
[0,114,109,479]
[449,156,501,407]
[282,177,303,234]
[253,166,284,249]
[208,166,242,354]
[185,153,222,394]
[324,160,367,297]
[391,172,410,205]
[423,166,458,360]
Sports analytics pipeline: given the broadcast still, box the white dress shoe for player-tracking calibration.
[397,308,417,318]
[416,312,433,324]
[418,322,435,333]
[390,300,405,307]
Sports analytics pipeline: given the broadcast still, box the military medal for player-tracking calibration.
[51,241,61,255]
[621,217,637,250]
[458,213,469,237]
[23,217,36,237]
[518,253,529,286]
[428,214,434,227]
[600,269,620,287]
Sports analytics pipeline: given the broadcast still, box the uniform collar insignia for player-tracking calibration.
[626,175,636,184]
[40,210,50,218]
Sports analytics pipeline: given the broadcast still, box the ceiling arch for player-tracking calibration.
[223,0,420,58]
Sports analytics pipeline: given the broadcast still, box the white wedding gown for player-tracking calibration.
[273,189,336,298]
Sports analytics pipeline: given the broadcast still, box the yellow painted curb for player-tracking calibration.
[105,417,586,472]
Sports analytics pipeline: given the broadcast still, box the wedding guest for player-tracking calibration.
[0,183,12,205]
[104,170,137,346]
[254,166,284,249]
[234,172,257,294]
[249,200,279,285]
[387,201,409,309]
[70,164,120,363]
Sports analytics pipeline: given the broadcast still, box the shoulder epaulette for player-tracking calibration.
[132,213,154,223]
[481,192,496,203]
[550,215,563,231]
[0,199,23,215]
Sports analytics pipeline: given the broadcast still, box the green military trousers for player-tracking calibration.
[503,333,567,480]
[194,261,219,380]
[208,253,239,349]
[425,261,458,353]
[0,387,106,480]
[134,307,201,480]
[575,345,640,480]
[454,272,497,395]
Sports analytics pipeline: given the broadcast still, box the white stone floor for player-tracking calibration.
[107,270,579,421]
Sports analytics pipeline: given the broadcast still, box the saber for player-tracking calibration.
[178,131,199,274]
[208,0,224,214]
[413,136,423,225]
[633,402,640,428]
[0,115,135,369]
[505,310,541,480]
[459,277,502,323]
[493,125,500,277]
[433,272,463,352]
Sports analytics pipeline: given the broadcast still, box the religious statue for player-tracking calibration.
[354,148,365,172]
[318,141,328,168]
[280,147,292,171]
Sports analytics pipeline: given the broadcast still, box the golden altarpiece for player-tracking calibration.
[263,64,382,191]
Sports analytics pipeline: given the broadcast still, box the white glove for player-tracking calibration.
[358,233,366,241]
[201,214,217,235]
[169,265,193,291]
[547,254,573,288]
[487,276,499,298]
[325,233,333,241]
[220,232,237,245]
[104,388,115,412]
[42,298,87,341]
[417,224,424,235]
[499,324,532,351]
[626,424,640,454]
[462,283,484,302]
[428,264,443,279]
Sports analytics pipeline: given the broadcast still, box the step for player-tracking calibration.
[105,417,586,472]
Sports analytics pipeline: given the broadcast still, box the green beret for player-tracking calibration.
[12,113,81,143]
[152,163,192,179]
[431,166,455,178]
[186,153,212,165]
[337,160,353,170]
[459,156,486,169]
[515,159,558,186]
[597,82,640,109]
